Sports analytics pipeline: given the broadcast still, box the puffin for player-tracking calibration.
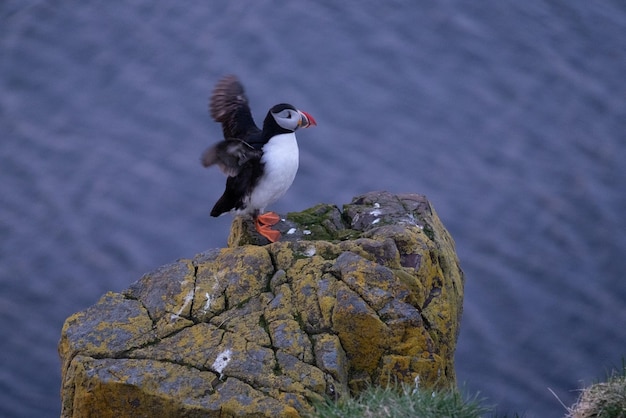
[201,75,317,242]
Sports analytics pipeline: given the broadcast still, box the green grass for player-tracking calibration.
[307,365,626,417]
[309,383,488,418]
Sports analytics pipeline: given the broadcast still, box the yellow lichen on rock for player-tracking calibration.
[66,356,220,418]
[59,192,464,417]
[332,283,392,376]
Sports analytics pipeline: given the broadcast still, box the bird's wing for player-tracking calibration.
[209,75,261,140]
[201,138,263,177]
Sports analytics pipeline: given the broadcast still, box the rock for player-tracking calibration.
[59,191,464,417]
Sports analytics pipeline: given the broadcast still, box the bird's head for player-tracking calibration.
[267,103,317,133]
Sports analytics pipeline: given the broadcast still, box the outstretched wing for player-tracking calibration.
[209,75,261,141]
[201,138,263,177]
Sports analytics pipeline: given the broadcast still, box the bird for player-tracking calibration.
[201,75,316,243]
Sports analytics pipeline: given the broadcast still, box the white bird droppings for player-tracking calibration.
[203,292,212,312]
[287,228,297,235]
[212,348,232,378]
[303,230,312,235]
[170,289,194,321]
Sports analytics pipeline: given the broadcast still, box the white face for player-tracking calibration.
[272,108,302,131]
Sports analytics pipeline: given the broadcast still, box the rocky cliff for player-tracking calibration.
[59,191,464,417]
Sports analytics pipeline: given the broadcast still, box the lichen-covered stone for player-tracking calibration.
[59,191,464,417]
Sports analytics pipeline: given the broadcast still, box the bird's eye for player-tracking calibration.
[286,112,292,119]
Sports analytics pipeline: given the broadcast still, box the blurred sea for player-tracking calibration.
[1,1,625,416]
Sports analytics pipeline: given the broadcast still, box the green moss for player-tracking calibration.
[286,204,337,225]
[258,314,269,333]
[335,229,362,241]
[286,204,349,241]
[422,223,435,241]
[306,226,336,241]
[293,311,305,329]
[273,358,283,376]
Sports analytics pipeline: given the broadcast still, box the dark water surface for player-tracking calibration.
[1,2,625,416]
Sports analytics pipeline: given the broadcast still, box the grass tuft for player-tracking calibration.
[307,362,626,417]
[567,362,626,418]
[309,383,487,418]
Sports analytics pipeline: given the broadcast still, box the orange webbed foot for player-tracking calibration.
[255,212,282,242]
[256,212,280,226]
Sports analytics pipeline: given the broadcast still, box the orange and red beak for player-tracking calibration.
[298,110,317,128]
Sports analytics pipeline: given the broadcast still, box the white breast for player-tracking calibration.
[248,132,299,212]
